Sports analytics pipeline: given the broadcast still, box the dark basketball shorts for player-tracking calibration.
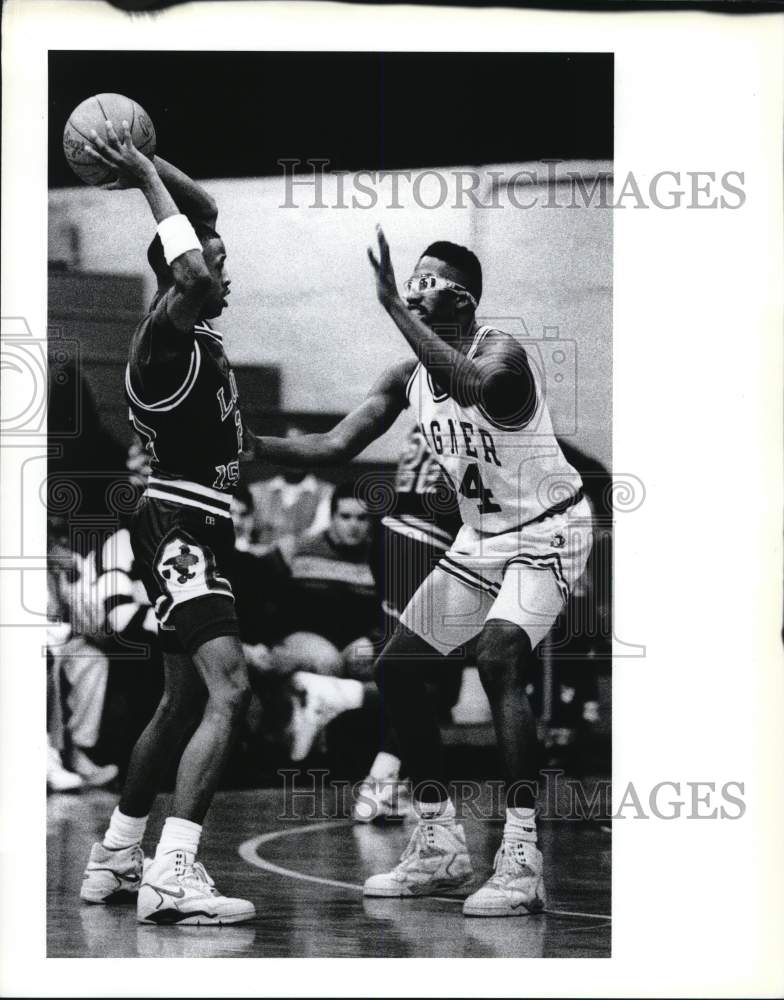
[130,495,240,655]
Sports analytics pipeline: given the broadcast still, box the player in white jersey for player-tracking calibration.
[256,228,592,917]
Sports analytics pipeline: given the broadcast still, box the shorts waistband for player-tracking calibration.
[523,487,585,528]
[484,488,586,537]
[144,477,234,518]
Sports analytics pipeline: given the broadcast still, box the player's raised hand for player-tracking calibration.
[367,225,399,307]
[84,119,156,189]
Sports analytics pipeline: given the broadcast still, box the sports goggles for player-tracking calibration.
[403,273,477,309]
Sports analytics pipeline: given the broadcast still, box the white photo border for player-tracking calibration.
[2,1,783,995]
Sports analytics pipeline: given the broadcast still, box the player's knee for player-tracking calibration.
[208,668,251,721]
[157,690,203,728]
[200,645,251,720]
[373,625,431,693]
[475,624,531,690]
[374,648,413,694]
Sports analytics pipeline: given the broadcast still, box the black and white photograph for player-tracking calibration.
[1,1,782,995]
[45,48,613,959]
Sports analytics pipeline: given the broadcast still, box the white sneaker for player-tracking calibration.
[137,850,256,926]
[363,820,473,897]
[71,747,119,789]
[47,745,84,793]
[287,673,360,762]
[81,842,144,903]
[353,778,411,823]
[463,839,546,917]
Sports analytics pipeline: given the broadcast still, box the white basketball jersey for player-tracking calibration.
[405,325,583,532]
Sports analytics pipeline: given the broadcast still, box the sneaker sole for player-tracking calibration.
[363,874,473,898]
[79,888,139,906]
[463,897,546,917]
[138,906,256,926]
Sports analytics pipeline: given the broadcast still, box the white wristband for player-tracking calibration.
[157,214,201,265]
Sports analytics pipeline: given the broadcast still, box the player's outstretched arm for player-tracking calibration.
[86,121,214,332]
[255,360,414,466]
[152,156,218,228]
[368,226,535,425]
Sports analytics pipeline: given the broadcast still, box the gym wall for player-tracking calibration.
[48,161,612,467]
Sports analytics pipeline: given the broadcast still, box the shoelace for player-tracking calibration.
[489,839,535,883]
[396,822,438,871]
[188,861,218,895]
[172,851,217,894]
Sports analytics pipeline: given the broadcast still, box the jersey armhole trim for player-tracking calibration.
[404,362,421,404]
[125,341,202,413]
[466,324,493,360]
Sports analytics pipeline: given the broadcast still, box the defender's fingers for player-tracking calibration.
[367,247,380,270]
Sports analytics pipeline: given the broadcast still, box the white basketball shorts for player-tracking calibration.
[400,497,593,653]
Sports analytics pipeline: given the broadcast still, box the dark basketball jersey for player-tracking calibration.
[125,298,244,517]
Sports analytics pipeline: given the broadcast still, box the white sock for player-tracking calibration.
[415,797,456,824]
[369,752,401,781]
[103,806,148,850]
[504,806,538,843]
[155,816,202,860]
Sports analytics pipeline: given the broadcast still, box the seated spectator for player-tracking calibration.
[47,513,166,788]
[240,483,382,761]
[273,481,379,668]
[47,526,120,790]
[250,426,333,552]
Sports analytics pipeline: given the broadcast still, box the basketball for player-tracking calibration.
[63,93,156,186]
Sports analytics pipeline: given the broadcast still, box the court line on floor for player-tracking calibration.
[238,820,611,922]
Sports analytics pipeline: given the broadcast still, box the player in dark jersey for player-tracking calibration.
[78,121,254,925]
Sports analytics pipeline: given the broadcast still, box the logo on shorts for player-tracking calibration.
[551,533,566,548]
[162,544,200,584]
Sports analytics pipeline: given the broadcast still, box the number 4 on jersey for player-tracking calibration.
[459,463,502,514]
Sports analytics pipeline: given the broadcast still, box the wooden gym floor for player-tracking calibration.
[47,786,611,959]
